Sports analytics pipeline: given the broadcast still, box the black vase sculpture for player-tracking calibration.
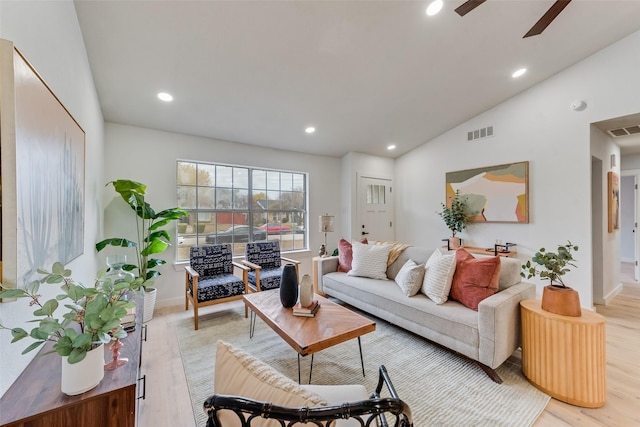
[280,264,299,308]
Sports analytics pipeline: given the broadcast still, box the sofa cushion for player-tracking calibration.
[323,272,480,358]
[450,249,500,310]
[386,246,434,280]
[337,238,368,272]
[394,259,425,297]
[214,341,328,426]
[421,250,457,304]
[471,253,522,290]
[348,241,391,280]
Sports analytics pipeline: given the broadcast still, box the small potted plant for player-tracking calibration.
[96,179,188,321]
[437,190,470,249]
[521,241,581,316]
[0,262,142,395]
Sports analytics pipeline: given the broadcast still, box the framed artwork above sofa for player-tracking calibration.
[445,161,529,223]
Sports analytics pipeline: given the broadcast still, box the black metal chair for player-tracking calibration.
[203,366,413,427]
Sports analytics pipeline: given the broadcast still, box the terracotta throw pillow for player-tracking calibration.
[450,249,501,310]
[337,238,368,272]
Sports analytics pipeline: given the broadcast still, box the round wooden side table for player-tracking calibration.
[520,299,606,408]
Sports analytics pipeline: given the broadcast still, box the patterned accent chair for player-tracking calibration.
[241,241,301,292]
[185,245,249,330]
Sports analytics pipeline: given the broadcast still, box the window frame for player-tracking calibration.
[176,160,308,261]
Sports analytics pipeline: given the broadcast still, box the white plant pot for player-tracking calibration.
[143,287,158,323]
[61,343,105,395]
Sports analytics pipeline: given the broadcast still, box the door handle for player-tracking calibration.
[362,231,369,235]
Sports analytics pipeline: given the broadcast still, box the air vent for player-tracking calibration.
[607,125,640,137]
[467,125,494,142]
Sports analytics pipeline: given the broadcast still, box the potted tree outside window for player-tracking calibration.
[437,190,470,249]
[521,241,581,317]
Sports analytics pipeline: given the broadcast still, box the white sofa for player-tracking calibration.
[316,246,536,382]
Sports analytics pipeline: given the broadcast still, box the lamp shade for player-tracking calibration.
[319,214,335,233]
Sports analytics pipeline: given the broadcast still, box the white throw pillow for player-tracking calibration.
[347,241,392,280]
[394,259,426,297]
[421,250,457,304]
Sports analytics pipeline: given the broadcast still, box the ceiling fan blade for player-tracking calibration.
[454,0,487,17]
[523,0,572,38]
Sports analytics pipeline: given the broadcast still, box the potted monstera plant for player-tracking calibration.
[521,241,581,317]
[96,179,188,322]
[437,190,470,249]
[0,262,142,395]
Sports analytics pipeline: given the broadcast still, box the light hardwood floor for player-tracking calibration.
[139,281,640,427]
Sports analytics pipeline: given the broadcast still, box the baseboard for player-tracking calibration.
[597,284,624,306]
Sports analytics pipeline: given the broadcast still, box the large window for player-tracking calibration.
[176,161,307,260]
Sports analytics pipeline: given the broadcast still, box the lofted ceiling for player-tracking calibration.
[73,0,640,159]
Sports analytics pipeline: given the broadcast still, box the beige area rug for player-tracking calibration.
[176,303,549,427]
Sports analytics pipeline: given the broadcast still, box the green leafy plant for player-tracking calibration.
[520,241,579,288]
[96,180,188,288]
[437,190,470,237]
[0,262,141,363]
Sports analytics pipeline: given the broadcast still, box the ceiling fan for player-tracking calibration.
[455,0,572,38]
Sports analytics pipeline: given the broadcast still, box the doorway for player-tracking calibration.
[591,156,605,304]
[621,171,639,281]
[356,175,395,242]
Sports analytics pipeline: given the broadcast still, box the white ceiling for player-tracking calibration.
[73,0,640,159]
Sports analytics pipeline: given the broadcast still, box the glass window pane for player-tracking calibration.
[267,190,281,210]
[198,164,215,186]
[178,186,196,209]
[281,173,293,191]
[217,166,233,187]
[197,187,215,209]
[291,191,305,210]
[281,191,293,210]
[293,174,304,191]
[216,188,232,209]
[177,161,197,185]
[253,170,267,190]
[267,171,280,190]
[234,168,249,188]
[234,189,249,209]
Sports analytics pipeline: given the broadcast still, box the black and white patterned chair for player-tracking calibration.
[241,241,301,292]
[185,244,249,330]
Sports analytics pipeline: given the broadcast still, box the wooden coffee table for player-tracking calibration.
[243,289,376,383]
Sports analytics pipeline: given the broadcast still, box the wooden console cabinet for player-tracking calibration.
[0,302,146,427]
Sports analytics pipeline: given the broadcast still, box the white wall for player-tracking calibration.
[103,123,341,307]
[0,1,104,396]
[395,29,640,309]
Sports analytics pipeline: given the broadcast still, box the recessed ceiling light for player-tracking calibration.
[305,127,316,134]
[512,68,527,78]
[426,0,444,16]
[157,92,173,102]
[387,144,397,150]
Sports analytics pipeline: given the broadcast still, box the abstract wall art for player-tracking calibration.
[608,171,620,233]
[1,40,85,292]
[445,161,529,223]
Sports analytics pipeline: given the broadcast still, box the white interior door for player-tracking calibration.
[357,175,394,242]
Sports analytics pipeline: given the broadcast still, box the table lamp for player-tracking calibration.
[318,213,335,257]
